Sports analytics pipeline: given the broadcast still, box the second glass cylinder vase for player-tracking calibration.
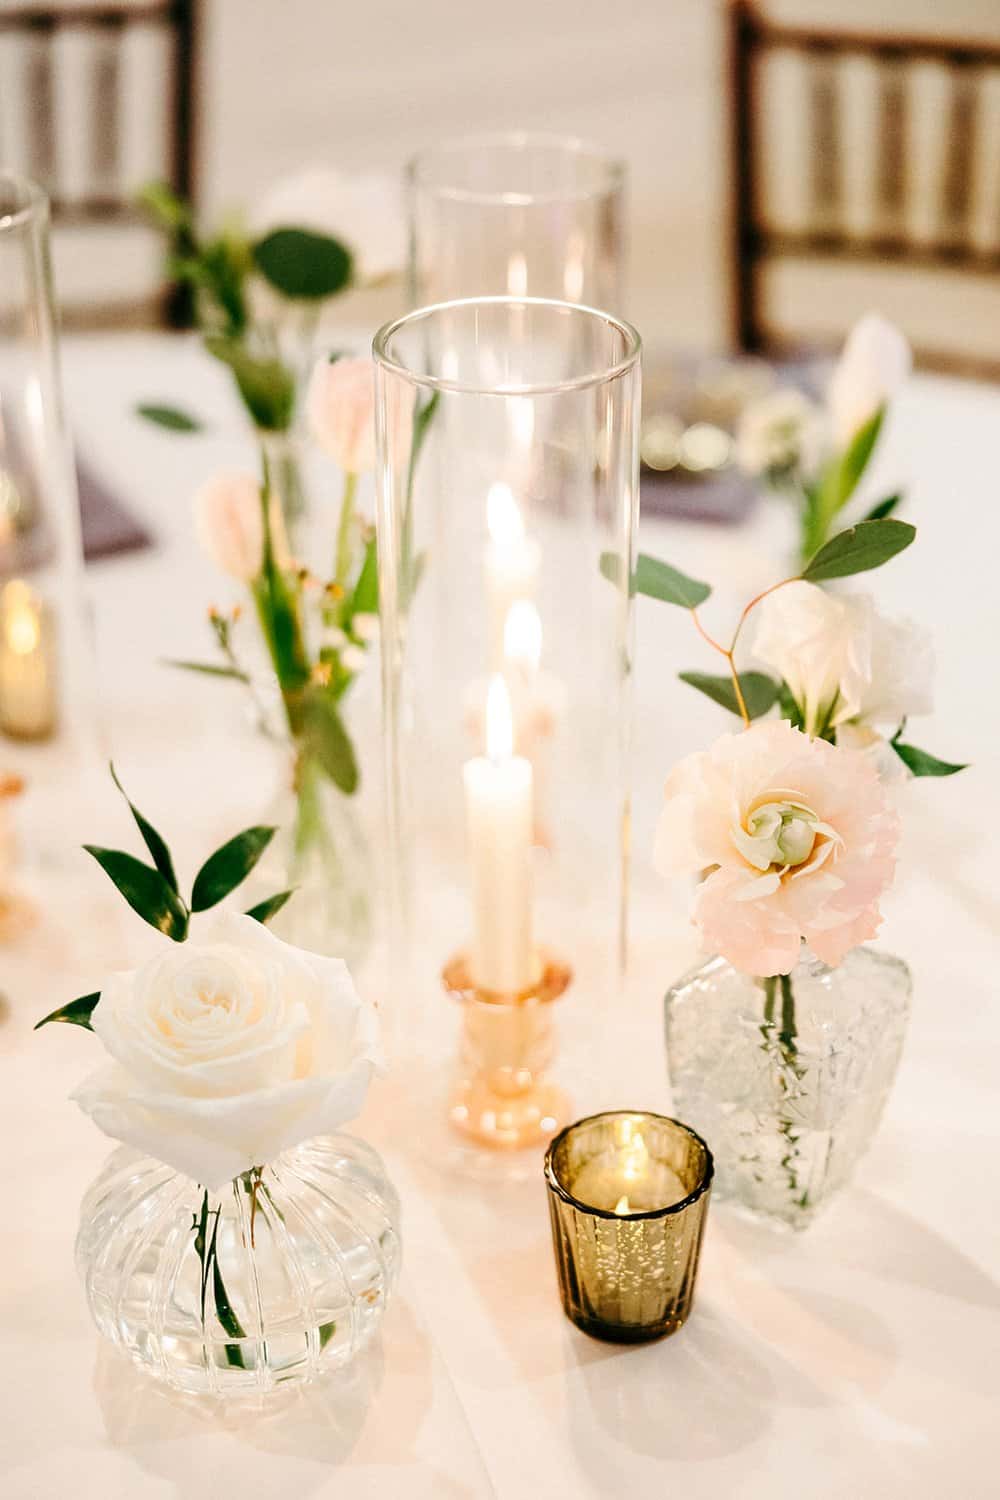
[374,298,641,1153]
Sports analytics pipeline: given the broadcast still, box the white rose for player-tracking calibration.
[827,313,911,449]
[194,472,263,581]
[736,387,825,479]
[351,612,379,643]
[753,580,933,736]
[253,167,405,286]
[72,912,382,1189]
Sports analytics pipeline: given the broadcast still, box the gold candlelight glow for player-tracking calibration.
[0,580,57,741]
[545,1111,713,1342]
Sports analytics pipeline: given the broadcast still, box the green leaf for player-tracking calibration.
[34,992,100,1032]
[778,681,805,731]
[137,179,192,235]
[245,889,296,925]
[190,826,277,912]
[864,492,902,522]
[302,693,359,795]
[83,847,189,940]
[319,1320,337,1350]
[599,551,712,607]
[678,670,780,720]
[110,764,179,894]
[801,519,916,582]
[350,536,378,617]
[164,659,250,682]
[818,405,884,517]
[205,336,295,431]
[890,740,967,778]
[252,228,353,300]
[135,402,204,433]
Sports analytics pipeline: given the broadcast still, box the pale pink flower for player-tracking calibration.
[654,720,899,976]
[194,472,263,581]
[827,313,911,448]
[307,356,414,474]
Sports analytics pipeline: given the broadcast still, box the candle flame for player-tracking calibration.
[613,1194,631,1216]
[2,580,41,655]
[485,673,514,761]
[486,482,525,548]
[503,600,542,671]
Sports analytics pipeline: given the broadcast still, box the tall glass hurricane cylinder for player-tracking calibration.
[407,134,625,310]
[0,174,91,752]
[373,297,640,1092]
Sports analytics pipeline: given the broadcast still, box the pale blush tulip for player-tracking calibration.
[307,356,414,474]
[73,911,382,1189]
[253,167,405,286]
[654,721,899,976]
[753,580,933,736]
[827,313,911,449]
[193,472,263,581]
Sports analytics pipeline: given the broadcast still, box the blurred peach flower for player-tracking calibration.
[654,720,899,976]
[307,356,413,474]
[194,471,291,581]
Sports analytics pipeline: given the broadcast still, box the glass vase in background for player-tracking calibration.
[664,946,912,1230]
[408,133,625,310]
[76,1135,401,1397]
[0,174,94,756]
[374,297,640,1166]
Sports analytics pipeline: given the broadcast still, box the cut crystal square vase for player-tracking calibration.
[664,946,911,1229]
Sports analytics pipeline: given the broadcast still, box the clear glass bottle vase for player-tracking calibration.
[664,946,912,1229]
[76,1135,401,1396]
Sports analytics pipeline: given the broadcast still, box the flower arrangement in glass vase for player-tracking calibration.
[176,363,431,966]
[35,766,399,1396]
[736,313,912,566]
[624,516,966,1228]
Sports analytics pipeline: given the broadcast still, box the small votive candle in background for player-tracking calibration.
[545,1111,713,1343]
[0,580,58,741]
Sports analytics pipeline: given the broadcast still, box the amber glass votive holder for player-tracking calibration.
[545,1111,713,1343]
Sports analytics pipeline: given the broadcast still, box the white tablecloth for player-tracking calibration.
[2,334,998,1499]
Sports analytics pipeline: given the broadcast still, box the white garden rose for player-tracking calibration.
[73,912,381,1189]
[827,313,911,449]
[253,167,405,286]
[753,580,933,738]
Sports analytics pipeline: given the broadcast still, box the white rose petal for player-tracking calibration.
[351,612,379,643]
[827,313,912,449]
[73,912,382,1190]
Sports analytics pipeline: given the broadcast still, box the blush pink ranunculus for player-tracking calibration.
[654,720,900,976]
[307,356,414,475]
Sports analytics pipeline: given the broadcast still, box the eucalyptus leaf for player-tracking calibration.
[302,693,359,795]
[34,992,101,1032]
[135,402,204,433]
[864,492,902,522]
[205,336,295,431]
[110,763,178,893]
[599,551,712,607]
[83,846,189,940]
[812,406,884,535]
[164,659,250,682]
[191,826,277,912]
[678,670,780,720]
[245,889,296,925]
[801,519,915,582]
[252,228,353,300]
[890,740,967,778]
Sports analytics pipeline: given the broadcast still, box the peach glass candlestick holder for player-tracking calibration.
[442,950,572,1150]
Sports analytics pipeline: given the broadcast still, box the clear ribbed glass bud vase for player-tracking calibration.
[664,946,911,1230]
[76,1135,401,1396]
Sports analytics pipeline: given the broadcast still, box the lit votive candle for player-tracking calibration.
[0,580,58,741]
[484,482,540,672]
[545,1111,713,1342]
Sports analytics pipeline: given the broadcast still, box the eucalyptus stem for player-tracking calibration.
[335,470,358,591]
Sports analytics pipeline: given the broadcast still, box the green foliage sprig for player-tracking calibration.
[604,516,965,777]
[34,766,295,1033]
